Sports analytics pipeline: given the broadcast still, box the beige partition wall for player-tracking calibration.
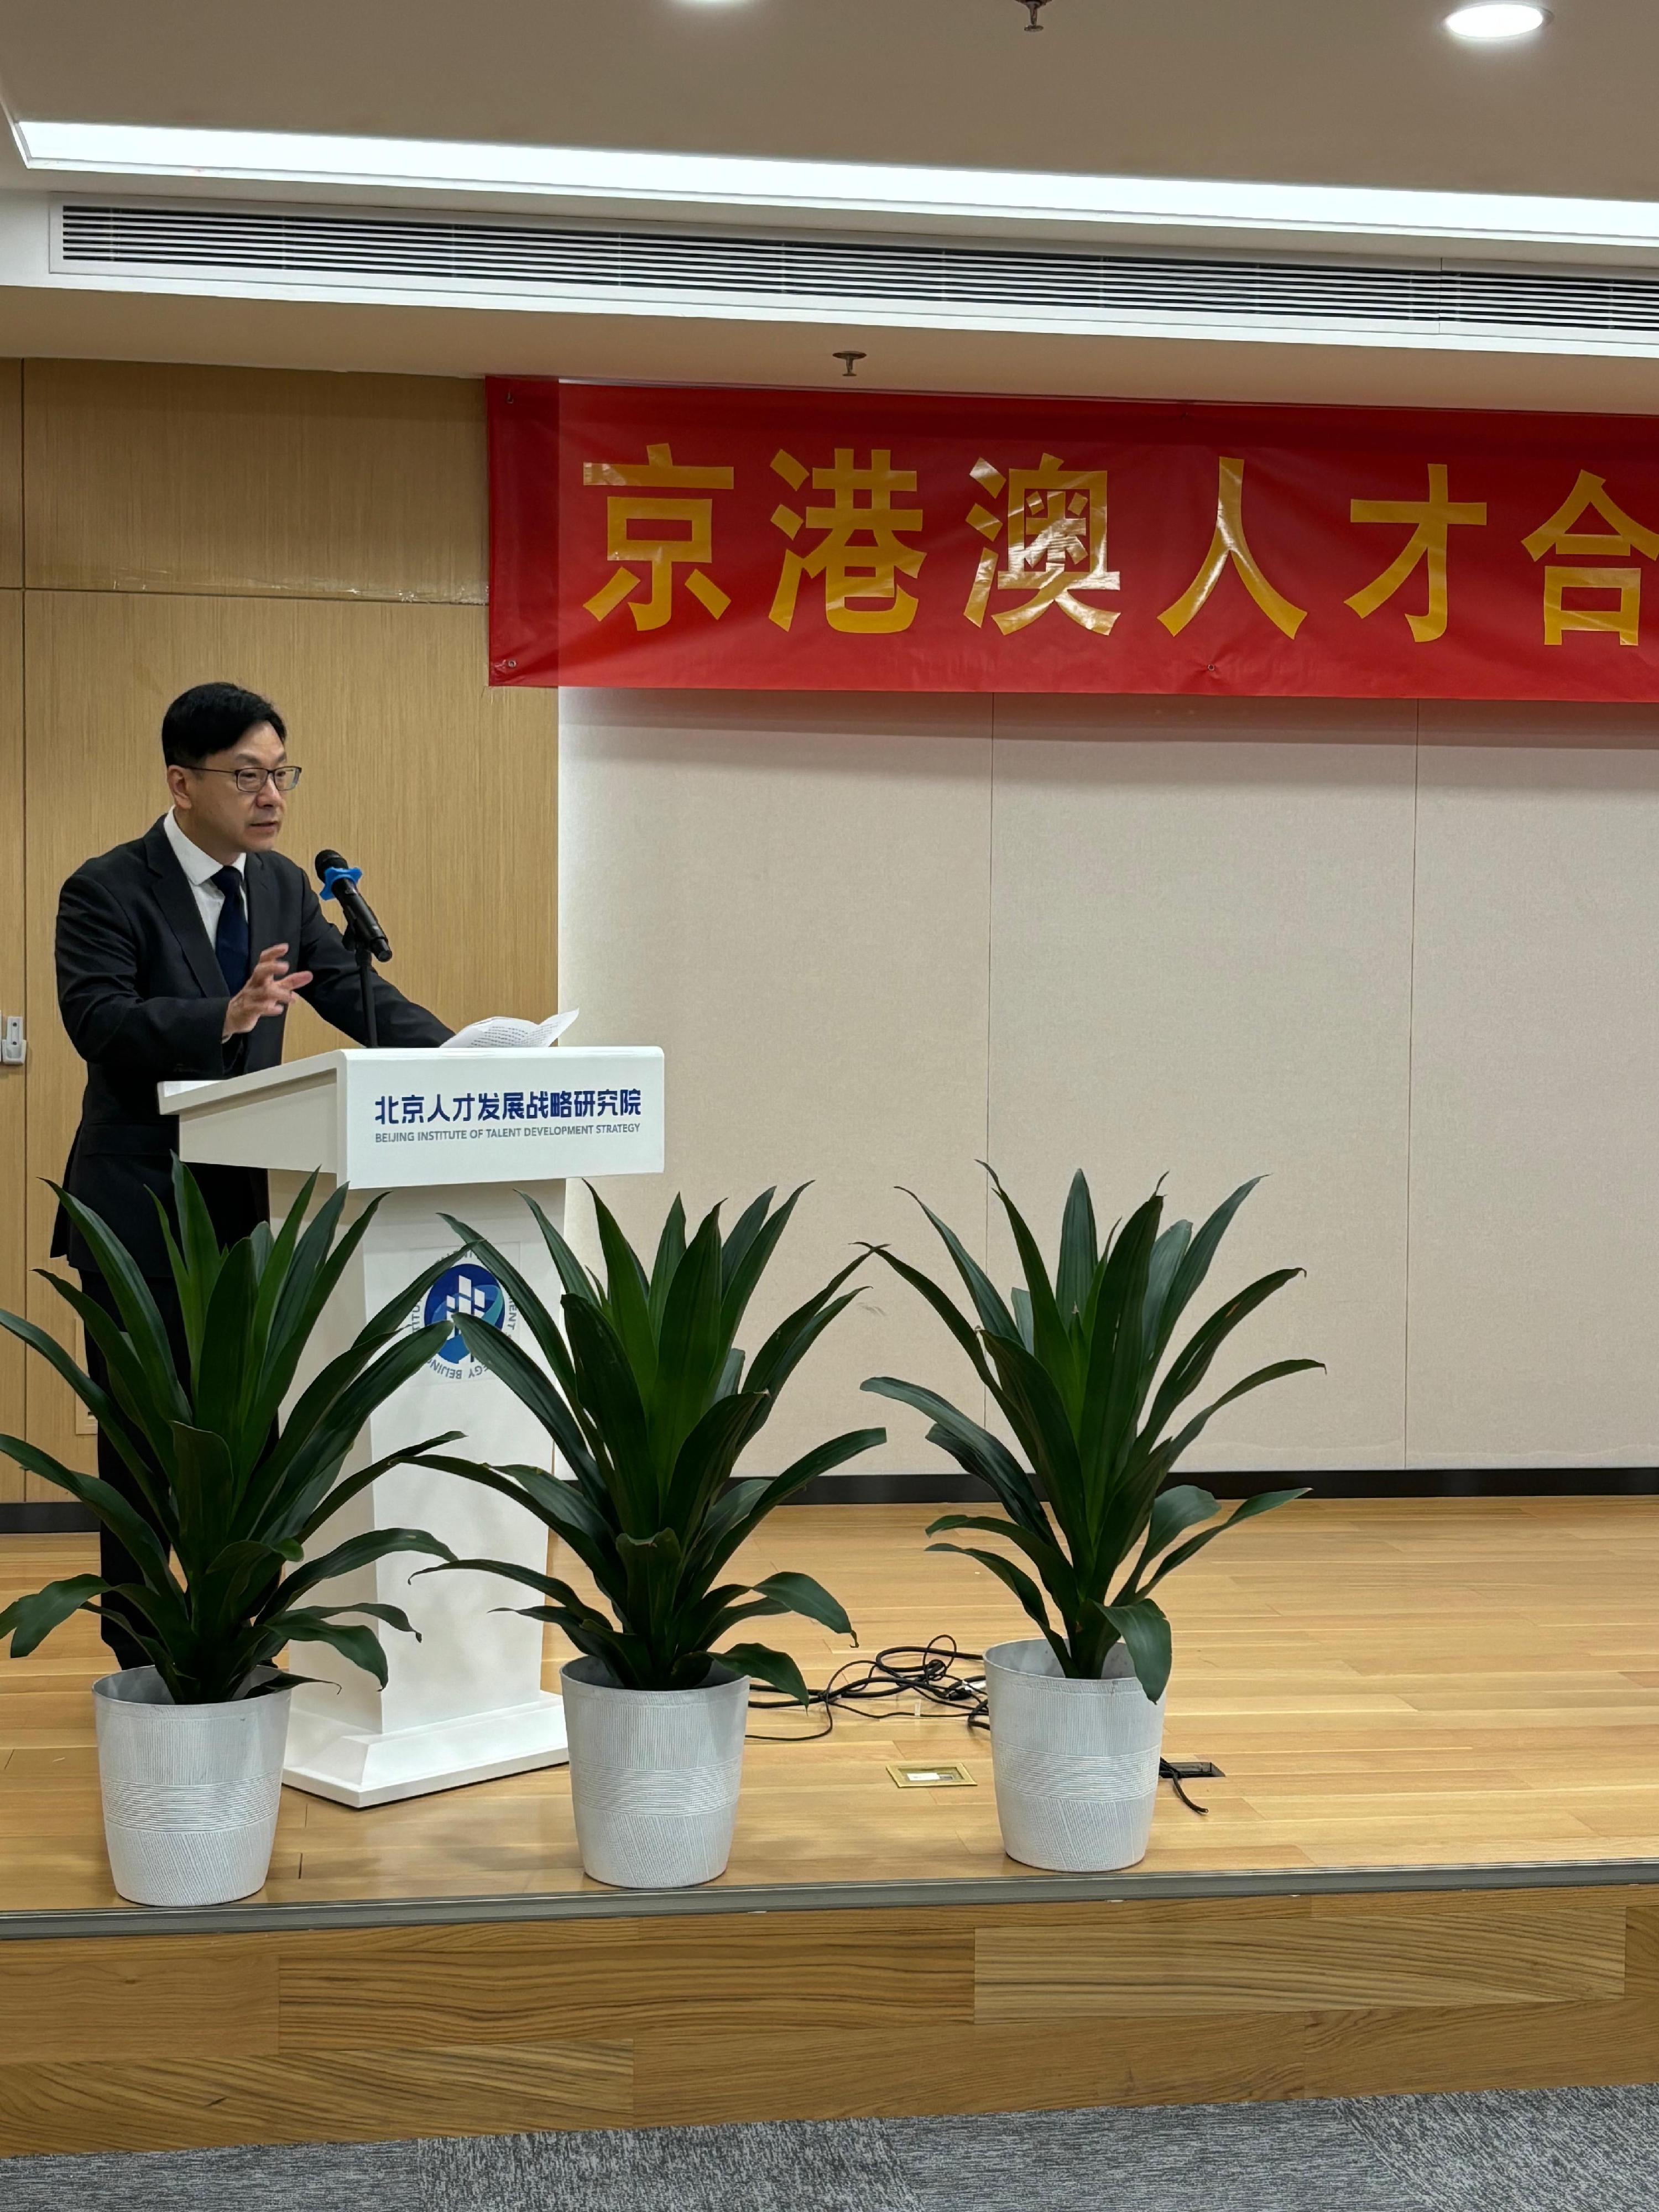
[985,698,1417,1474]
[557,690,995,1474]
[1408,726,1659,1467]
[12,362,557,1485]
[562,688,1659,1475]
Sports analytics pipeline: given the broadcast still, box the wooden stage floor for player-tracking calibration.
[5,1494,1659,1912]
[7,1496,1659,2155]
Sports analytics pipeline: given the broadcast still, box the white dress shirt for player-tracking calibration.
[161,810,246,943]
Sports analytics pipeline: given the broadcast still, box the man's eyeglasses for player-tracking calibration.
[191,765,304,795]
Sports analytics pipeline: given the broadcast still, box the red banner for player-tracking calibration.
[488,379,1659,700]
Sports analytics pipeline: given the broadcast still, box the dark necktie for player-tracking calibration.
[212,864,251,995]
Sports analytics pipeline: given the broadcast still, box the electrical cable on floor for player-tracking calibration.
[745,1634,1214,1813]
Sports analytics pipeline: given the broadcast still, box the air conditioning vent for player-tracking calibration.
[53,199,1659,339]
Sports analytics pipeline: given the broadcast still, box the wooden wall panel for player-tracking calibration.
[276,1911,975,2048]
[0,362,19,587]
[0,1933,277,2065]
[974,1891,1627,2018]
[1,1886,1656,2155]
[23,362,487,604]
[22,590,554,1477]
[0,590,22,1498]
[0,2039,632,2157]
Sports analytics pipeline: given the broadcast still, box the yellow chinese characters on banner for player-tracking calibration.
[1159,457,1307,641]
[962,453,1121,635]
[582,445,734,630]
[1346,465,1487,643]
[769,448,926,633]
[1523,471,1659,647]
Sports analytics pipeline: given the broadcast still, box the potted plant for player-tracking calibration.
[0,1162,466,1907]
[863,1170,1318,1872]
[414,1185,884,1890]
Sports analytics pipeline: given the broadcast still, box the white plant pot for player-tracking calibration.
[560,1657,748,1889]
[984,1637,1167,1873]
[92,1667,293,1907]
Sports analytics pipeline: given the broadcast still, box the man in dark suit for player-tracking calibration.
[54,681,451,1666]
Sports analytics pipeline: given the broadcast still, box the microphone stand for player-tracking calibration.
[319,859,389,1049]
[353,930,379,1049]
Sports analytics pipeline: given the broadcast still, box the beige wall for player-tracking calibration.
[2,360,556,1496]
[561,688,1659,1476]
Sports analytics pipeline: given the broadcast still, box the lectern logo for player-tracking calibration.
[416,1263,515,1380]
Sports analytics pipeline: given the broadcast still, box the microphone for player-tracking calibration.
[315,849,393,963]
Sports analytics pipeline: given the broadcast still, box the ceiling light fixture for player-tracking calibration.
[1444,4,1551,40]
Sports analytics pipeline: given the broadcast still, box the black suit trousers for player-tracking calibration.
[77,1269,185,1671]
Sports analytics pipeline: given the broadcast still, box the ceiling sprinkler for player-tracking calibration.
[833,350,867,378]
[1018,0,1053,25]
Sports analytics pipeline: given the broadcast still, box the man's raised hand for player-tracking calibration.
[223,943,314,1038]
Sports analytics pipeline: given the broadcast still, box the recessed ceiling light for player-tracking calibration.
[1444,4,1551,40]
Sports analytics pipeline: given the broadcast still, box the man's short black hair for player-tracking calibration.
[161,682,286,769]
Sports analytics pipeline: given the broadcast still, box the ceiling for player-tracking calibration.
[0,0,1648,201]
[3,0,1659,406]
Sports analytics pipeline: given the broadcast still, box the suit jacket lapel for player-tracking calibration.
[242,855,285,1067]
[144,819,228,1000]
[243,852,277,980]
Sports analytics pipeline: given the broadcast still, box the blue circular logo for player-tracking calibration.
[423,1263,508,1366]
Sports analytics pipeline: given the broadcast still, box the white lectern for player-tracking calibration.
[164,1045,665,1807]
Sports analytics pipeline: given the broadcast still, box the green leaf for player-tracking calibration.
[1156,1359,1324,1473]
[1118,1483,1218,1599]
[1,1290,165,1507]
[860,1376,1047,1532]
[300,1430,466,1541]
[646,1194,688,1335]
[748,1570,853,1640]
[1055,1168,1099,1323]
[864,1245,994,1389]
[718,1640,811,1707]
[443,1316,598,1493]
[419,1553,616,1629]
[1100,1596,1173,1703]
[903,1187,1018,1340]
[0,1575,109,1657]
[46,1186,190,1428]
[648,1203,727,1473]
[1138,1485,1310,1596]
[662,1390,769,1532]
[745,1253,871,1402]
[562,1297,655,1527]
[978,1331,1083,1501]
[927,1541,1067,1670]
[924,1512,1078,1616]
[0,1432,176,1590]
[718,1186,777,1297]
[260,1611,398,1686]
[690,1427,886,1579]
[269,1526,458,1614]
[987,1167,1074,1409]
[1143,1270,1308,1442]
[521,1190,605,1308]
[439,1216,572,1379]
[169,1422,236,1576]
[588,1185,657,1384]
[1154,1177,1265,1364]
[718,1186,807,1343]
